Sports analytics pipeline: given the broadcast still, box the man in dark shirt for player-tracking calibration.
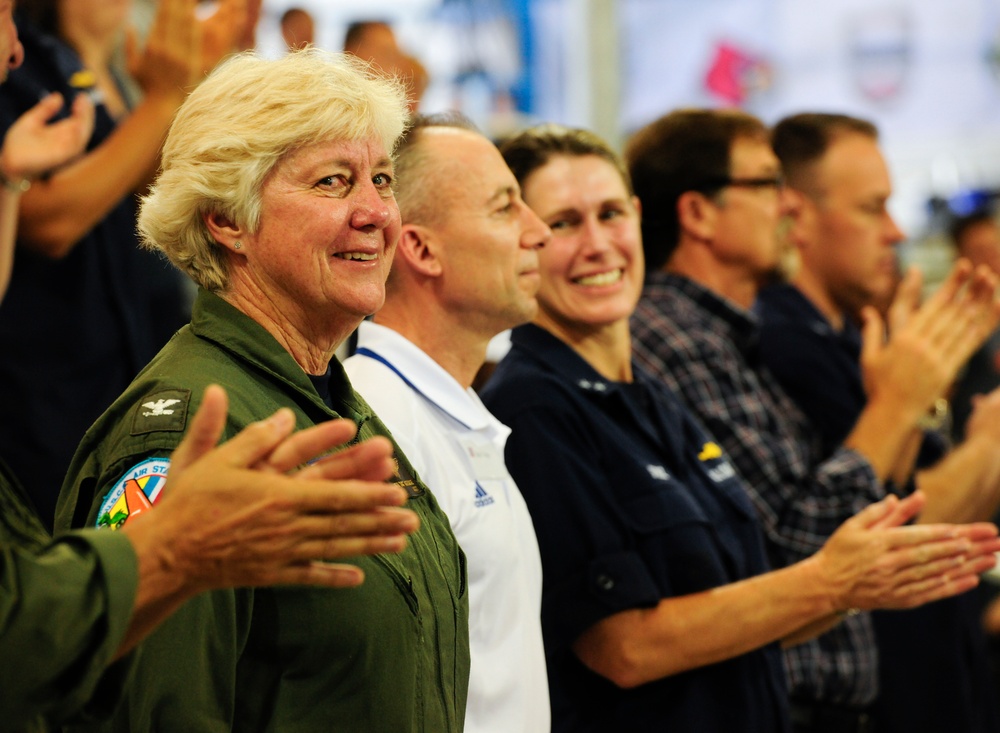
[759,112,1000,733]
[948,210,1000,440]
[626,108,1000,733]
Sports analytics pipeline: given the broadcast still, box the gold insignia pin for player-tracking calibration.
[698,442,722,461]
[69,69,97,89]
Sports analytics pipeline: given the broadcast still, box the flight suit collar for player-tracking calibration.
[189,289,372,425]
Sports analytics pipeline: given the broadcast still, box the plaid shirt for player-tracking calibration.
[631,271,885,708]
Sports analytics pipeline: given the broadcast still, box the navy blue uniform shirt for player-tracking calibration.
[482,323,789,733]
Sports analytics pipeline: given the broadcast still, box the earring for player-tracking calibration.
[234,241,242,250]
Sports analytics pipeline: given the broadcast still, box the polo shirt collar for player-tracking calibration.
[354,320,494,431]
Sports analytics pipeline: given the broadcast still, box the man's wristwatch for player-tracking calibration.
[0,166,31,193]
[917,398,950,431]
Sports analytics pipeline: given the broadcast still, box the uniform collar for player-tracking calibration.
[189,289,372,424]
[508,323,758,522]
[652,272,762,363]
[756,283,862,356]
[510,323,688,467]
[509,323,630,398]
[354,321,497,432]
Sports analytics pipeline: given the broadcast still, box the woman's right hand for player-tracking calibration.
[811,492,1000,612]
[199,0,249,75]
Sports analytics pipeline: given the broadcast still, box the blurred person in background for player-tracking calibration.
[766,111,1000,733]
[0,5,93,294]
[344,19,427,113]
[0,0,248,530]
[949,208,1000,440]
[946,207,1000,703]
[280,6,313,51]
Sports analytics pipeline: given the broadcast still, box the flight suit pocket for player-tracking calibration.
[372,554,420,617]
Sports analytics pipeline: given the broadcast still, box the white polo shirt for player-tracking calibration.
[344,321,550,733]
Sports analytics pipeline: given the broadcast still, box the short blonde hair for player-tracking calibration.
[138,49,408,291]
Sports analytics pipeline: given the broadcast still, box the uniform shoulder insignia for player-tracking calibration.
[96,458,171,530]
[68,69,97,89]
[392,455,425,499]
[131,389,192,435]
[698,442,723,461]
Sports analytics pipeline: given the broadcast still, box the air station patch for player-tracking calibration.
[131,389,191,435]
[96,458,171,530]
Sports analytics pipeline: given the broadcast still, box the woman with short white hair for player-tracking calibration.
[56,49,470,733]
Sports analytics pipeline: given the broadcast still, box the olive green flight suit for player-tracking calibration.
[1,460,136,732]
[55,289,471,733]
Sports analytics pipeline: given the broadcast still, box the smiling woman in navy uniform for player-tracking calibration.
[483,124,1000,733]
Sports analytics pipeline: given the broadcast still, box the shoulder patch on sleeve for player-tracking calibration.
[96,458,171,530]
[130,389,192,435]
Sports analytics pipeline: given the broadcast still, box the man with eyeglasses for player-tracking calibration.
[759,112,1000,733]
[625,108,1000,733]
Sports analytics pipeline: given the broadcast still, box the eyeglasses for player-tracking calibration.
[694,174,785,193]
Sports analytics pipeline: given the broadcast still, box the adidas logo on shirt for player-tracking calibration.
[474,482,495,508]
